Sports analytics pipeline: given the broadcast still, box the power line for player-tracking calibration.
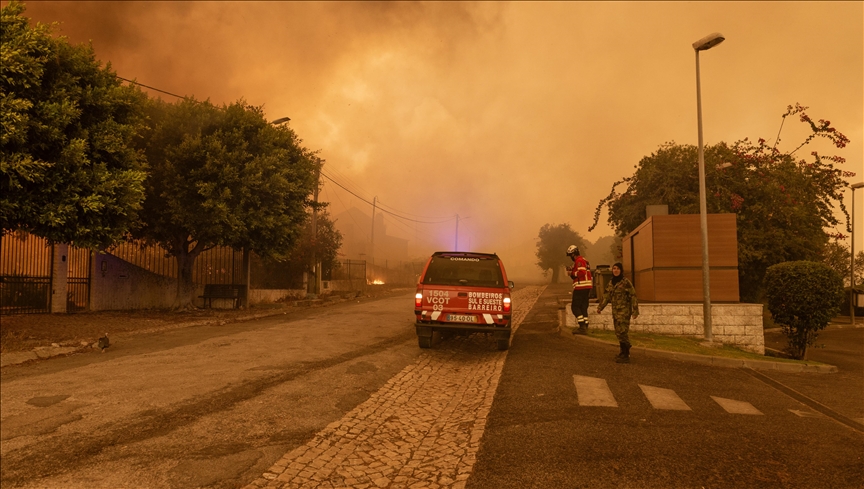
[323,182,443,248]
[112,74,455,227]
[116,76,197,102]
[320,171,455,225]
[321,166,456,221]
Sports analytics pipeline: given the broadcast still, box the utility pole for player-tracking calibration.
[370,196,377,266]
[455,214,459,251]
[310,160,322,296]
[851,182,863,325]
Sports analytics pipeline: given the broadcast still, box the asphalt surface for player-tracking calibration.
[467,284,864,489]
[762,321,864,427]
[3,284,861,488]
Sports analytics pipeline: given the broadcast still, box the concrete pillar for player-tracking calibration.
[51,243,69,313]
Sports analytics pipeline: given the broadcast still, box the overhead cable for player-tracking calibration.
[116,76,197,101]
[320,172,454,224]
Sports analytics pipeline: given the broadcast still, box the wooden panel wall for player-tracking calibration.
[652,214,737,268]
[623,213,740,302]
[652,269,739,302]
[633,221,654,272]
[622,236,633,283]
[635,270,655,301]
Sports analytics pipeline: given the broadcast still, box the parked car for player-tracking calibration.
[413,251,515,350]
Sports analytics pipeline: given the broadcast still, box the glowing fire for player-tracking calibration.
[371,279,385,285]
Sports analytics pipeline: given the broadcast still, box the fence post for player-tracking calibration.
[51,243,69,313]
[242,248,251,308]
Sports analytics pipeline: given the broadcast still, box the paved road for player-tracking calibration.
[763,320,864,426]
[1,293,426,488]
[0,286,545,489]
[241,286,544,489]
[468,284,864,489]
[3,284,861,489]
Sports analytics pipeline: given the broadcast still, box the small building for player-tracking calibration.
[622,213,739,302]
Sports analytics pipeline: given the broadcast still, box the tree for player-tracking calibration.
[583,235,616,268]
[1,1,148,248]
[287,208,343,281]
[589,104,854,302]
[136,97,318,307]
[764,261,844,359]
[821,241,864,287]
[535,223,587,283]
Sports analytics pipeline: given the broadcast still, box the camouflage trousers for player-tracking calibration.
[613,316,631,346]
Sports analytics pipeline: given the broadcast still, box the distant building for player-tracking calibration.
[332,206,409,266]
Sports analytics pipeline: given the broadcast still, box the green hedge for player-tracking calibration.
[764,261,844,359]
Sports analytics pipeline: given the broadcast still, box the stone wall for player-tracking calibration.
[562,302,764,354]
[324,280,367,294]
[249,289,306,304]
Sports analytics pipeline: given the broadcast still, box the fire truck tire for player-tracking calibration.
[418,335,432,349]
[497,338,510,351]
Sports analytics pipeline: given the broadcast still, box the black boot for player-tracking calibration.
[575,321,588,335]
[616,342,630,363]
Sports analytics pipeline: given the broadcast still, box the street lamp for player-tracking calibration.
[693,32,725,341]
[238,115,293,305]
[271,116,322,296]
[851,182,864,325]
[241,114,291,307]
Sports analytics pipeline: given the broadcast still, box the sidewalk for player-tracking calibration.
[0,288,411,368]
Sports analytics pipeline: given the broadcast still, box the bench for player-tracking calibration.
[199,284,246,309]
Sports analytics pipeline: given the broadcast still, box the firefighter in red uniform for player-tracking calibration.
[566,245,592,335]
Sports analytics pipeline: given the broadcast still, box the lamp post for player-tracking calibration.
[693,32,725,341]
[851,182,864,325]
[240,116,292,304]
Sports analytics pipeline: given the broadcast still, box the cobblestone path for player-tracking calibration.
[243,286,545,489]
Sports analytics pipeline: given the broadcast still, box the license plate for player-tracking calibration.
[447,314,477,323]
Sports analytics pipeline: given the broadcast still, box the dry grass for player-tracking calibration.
[584,329,827,365]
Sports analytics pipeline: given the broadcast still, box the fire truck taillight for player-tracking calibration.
[503,296,511,313]
[415,293,423,308]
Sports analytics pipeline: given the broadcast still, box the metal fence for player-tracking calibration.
[251,253,305,289]
[329,259,367,285]
[2,232,245,315]
[106,241,243,285]
[366,260,424,286]
[0,231,53,314]
[67,246,91,312]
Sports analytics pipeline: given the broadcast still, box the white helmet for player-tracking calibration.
[566,245,579,256]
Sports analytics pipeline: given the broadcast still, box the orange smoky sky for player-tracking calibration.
[12,1,864,280]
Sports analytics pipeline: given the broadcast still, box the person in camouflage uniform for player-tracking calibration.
[596,262,639,363]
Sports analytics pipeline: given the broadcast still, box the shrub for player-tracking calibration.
[764,261,844,359]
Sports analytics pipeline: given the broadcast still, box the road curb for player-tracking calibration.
[558,326,838,373]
